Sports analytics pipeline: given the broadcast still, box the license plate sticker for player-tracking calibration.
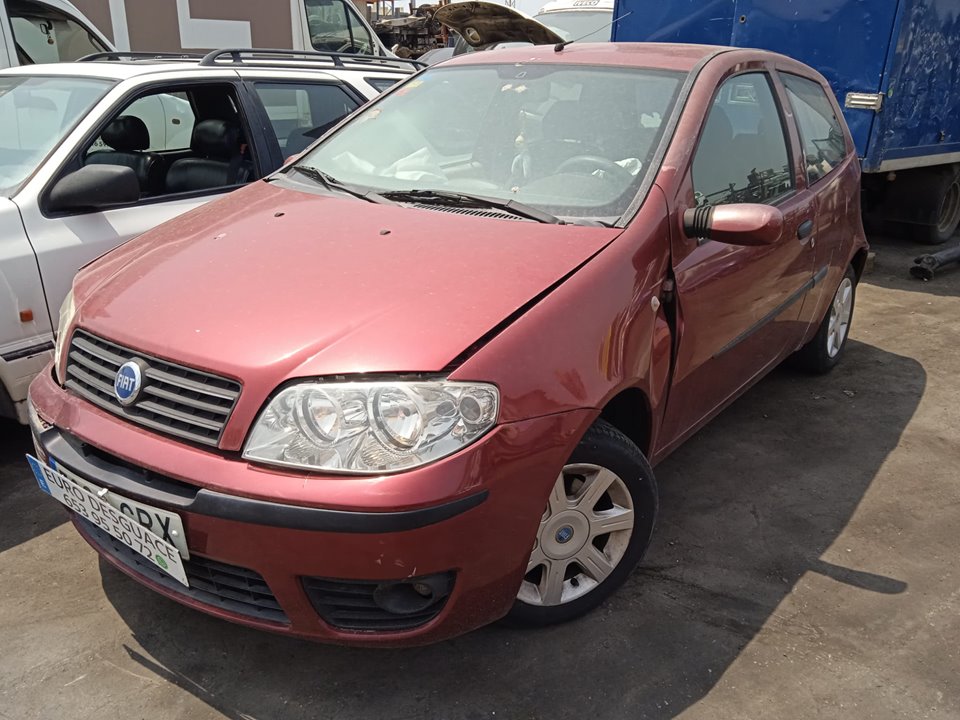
[27,454,189,587]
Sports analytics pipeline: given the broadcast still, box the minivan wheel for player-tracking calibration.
[507,420,657,627]
[792,265,857,374]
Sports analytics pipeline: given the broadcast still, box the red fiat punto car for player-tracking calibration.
[28,43,867,646]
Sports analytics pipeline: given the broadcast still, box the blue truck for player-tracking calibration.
[612,0,960,244]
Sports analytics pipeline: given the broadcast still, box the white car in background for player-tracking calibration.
[0,0,113,67]
[0,49,419,423]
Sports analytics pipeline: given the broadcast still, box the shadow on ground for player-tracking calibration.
[0,420,67,554]
[92,339,924,720]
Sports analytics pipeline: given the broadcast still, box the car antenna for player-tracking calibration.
[554,11,632,52]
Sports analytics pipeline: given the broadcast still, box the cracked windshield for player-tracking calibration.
[296,64,683,220]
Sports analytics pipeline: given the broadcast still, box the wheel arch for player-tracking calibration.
[851,246,869,282]
[598,386,653,458]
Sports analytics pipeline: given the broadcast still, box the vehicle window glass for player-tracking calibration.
[305,0,374,54]
[298,65,684,220]
[90,92,197,152]
[692,73,793,207]
[81,85,253,201]
[782,73,846,185]
[0,75,112,196]
[253,82,360,155]
[9,0,108,64]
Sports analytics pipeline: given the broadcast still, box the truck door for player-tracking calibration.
[658,71,817,448]
[4,0,111,64]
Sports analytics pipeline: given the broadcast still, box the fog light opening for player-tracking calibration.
[373,573,453,616]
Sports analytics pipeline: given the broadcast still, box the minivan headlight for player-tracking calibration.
[243,381,499,473]
[53,289,76,384]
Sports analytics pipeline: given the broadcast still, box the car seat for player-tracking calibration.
[86,116,164,195]
[165,119,252,194]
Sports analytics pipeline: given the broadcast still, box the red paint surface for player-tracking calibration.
[32,44,867,645]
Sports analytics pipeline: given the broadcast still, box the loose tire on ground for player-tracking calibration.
[507,419,658,627]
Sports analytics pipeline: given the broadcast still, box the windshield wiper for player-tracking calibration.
[284,166,391,205]
[380,189,563,225]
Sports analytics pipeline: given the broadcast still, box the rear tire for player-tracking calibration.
[792,265,857,374]
[506,420,657,627]
[910,168,960,245]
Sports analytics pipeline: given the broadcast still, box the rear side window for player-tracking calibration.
[692,73,793,207]
[782,73,846,185]
[253,82,360,155]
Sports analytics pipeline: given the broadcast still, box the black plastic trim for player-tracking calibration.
[1,340,54,362]
[38,426,488,533]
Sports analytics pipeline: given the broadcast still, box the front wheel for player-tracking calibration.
[792,266,857,374]
[507,420,658,627]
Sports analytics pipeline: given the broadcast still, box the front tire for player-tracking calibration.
[507,420,658,627]
[792,265,857,374]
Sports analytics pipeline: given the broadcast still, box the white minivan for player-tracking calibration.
[0,0,113,67]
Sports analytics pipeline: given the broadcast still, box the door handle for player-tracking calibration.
[797,219,815,240]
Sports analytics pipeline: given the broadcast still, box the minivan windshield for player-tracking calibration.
[0,75,112,196]
[296,64,683,220]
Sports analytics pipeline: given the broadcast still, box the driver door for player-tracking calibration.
[658,71,817,449]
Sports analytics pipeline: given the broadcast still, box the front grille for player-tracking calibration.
[64,329,241,447]
[77,517,288,625]
[303,577,450,632]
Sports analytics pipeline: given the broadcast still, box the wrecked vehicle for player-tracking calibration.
[29,42,867,646]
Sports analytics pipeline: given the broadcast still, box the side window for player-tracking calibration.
[692,73,793,207]
[90,92,197,152]
[82,85,253,200]
[9,0,107,64]
[782,73,846,185]
[253,82,360,155]
[305,0,375,54]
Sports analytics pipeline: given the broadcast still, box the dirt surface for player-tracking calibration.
[1,233,958,720]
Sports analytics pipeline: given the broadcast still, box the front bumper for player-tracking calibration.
[29,368,594,646]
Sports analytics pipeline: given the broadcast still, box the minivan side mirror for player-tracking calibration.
[682,203,785,246]
[48,165,140,213]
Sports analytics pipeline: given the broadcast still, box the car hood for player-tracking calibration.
[74,180,620,387]
[434,1,564,49]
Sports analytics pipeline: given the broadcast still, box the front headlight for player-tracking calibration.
[243,380,499,474]
[53,289,76,384]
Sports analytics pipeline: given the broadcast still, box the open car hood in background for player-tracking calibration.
[434,1,564,49]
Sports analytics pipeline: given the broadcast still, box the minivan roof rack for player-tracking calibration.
[198,48,426,74]
[78,51,204,62]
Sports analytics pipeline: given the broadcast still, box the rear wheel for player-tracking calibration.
[507,420,657,627]
[792,265,857,374]
[910,168,960,245]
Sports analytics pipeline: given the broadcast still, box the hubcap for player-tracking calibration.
[518,463,634,607]
[826,277,853,358]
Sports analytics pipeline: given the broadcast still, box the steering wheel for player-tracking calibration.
[556,155,634,184]
[336,42,363,53]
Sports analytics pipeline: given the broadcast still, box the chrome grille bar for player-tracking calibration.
[64,329,241,447]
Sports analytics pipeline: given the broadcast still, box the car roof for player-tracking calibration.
[439,41,733,72]
[0,50,420,82]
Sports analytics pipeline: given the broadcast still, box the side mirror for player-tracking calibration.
[48,165,139,213]
[682,203,784,246]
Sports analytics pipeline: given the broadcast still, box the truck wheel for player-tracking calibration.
[792,266,857,374]
[507,420,657,627]
[913,169,960,245]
